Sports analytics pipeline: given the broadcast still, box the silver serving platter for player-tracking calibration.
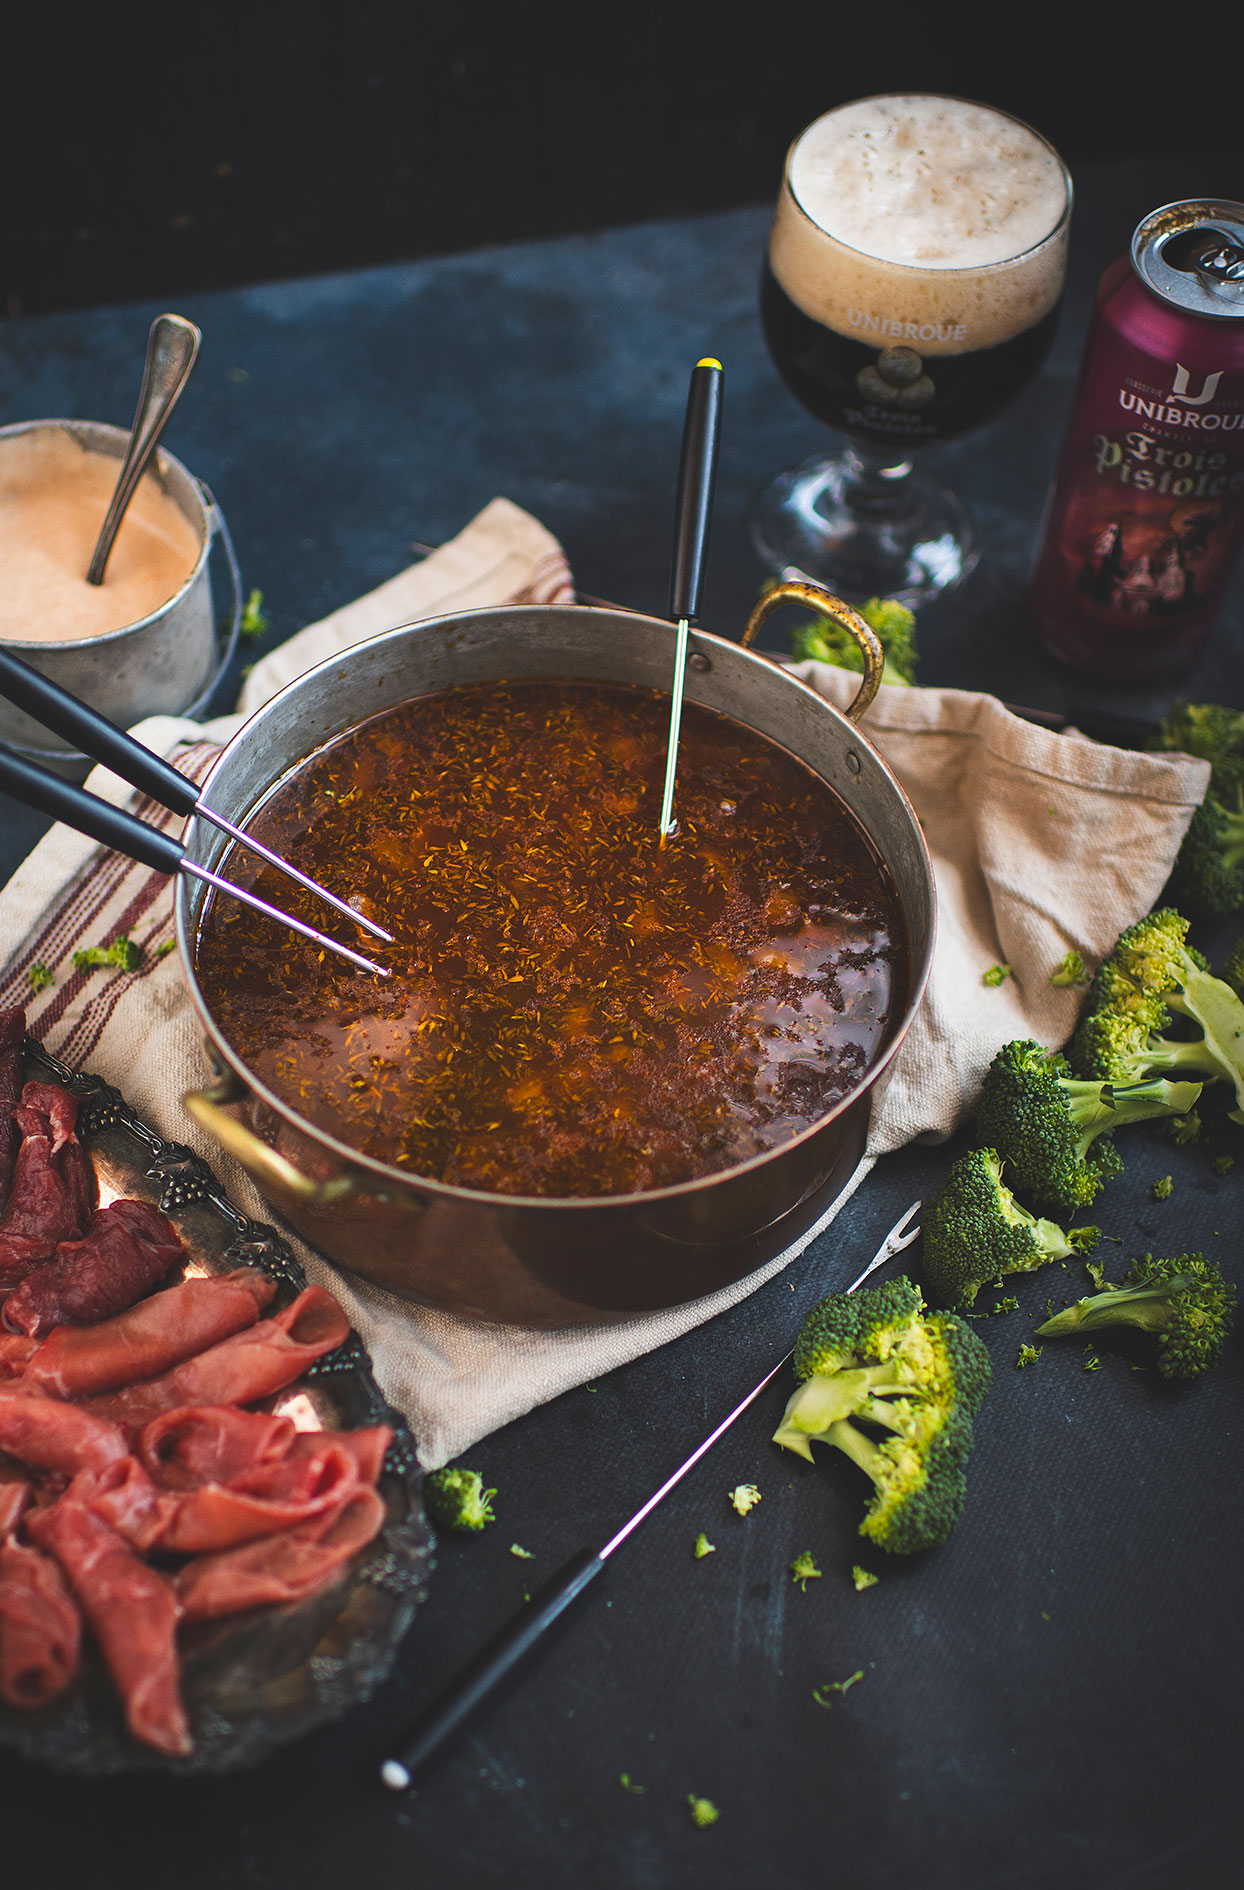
[0,1036,433,1775]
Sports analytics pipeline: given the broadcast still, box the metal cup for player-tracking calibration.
[0,419,240,774]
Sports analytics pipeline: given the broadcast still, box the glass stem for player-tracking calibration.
[841,443,917,521]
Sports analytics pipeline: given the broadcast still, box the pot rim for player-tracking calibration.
[0,418,213,653]
[176,602,936,1212]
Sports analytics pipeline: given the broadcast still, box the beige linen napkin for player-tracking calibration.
[0,515,1210,1468]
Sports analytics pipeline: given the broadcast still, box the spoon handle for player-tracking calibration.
[86,313,201,586]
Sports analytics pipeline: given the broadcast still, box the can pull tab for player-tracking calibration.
[1192,238,1244,302]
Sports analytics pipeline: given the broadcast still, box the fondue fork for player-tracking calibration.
[0,644,393,944]
[0,741,390,978]
[657,357,723,842]
[380,1198,922,1791]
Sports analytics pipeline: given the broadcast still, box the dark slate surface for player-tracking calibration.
[1,155,1241,1889]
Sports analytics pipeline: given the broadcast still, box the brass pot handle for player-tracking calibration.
[741,582,884,725]
[183,1073,358,1209]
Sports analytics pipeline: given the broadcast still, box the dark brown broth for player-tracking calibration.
[195,679,906,1196]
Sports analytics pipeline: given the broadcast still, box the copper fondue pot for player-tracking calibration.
[176,586,935,1328]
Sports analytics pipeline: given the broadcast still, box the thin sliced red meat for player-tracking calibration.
[288,1424,391,1486]
[29,1492,190,1756]
[155,1442,361,1554]
[176,1488,386,1622]
[5,1198,186,1338]
[0,1466,32,1535]
[21,1269,276,1399]
[0,1396,128,1477]
[0,1084,97,1269]
[0,1537,81,1709]
[85,1286,352,1433]
[139,1405,296,1491]
[0,1007,24,1222]
[80,1456,177,1554]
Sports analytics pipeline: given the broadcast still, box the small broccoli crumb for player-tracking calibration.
[693,1533,716,1559]
[27,962,53,993]
[618,1774,644,1795]
[1151,1175,1173,1200]
[687,1795,720,1828]
[1067,1226,1101,1254]
[1214,1154,1236,1175]
[239,587,270,638]
[790,1551,822,1590]
[1016,1343,1043,1368]
[154,939,176,959]
[728,1483,762,1516]
[424,1466,496,1533]
[982,963,1012,987]
[72,936,143,973]
[1050,951,1089,988]
[1082,1351,1102,1372]
[1084,1257,1109,1290]
[851,1565,879,1591]
[1168,1109,1202,1145]
[992,1294,1019,1314]
[509,1543,533,1559]
[813,1671,863,1707]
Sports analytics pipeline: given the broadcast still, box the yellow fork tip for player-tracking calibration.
[696,357,723,371]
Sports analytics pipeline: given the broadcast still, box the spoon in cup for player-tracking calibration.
[86,314,201,587]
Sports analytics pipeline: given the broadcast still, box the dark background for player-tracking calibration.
[3,16,1244,1890]
[4,0,1241,319]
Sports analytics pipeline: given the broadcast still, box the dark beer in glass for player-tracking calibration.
[753,95,1072,603]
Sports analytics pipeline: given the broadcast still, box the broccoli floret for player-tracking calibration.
[728,1483,762,1516]
[687,1795,720,1828]
[1050,951,1089,988]
[851,1564,879,1591]
[1149,702,1244,915]
[1151,1174,1173,1200]
[27,962,53,993]
[774,1276,991,1555]
[1015,1343,1042,1368]
[922,1147,1084,1307]
[788,595,918,685]
[1167,1109,1203,1146]
[425,1466,496,1532]
[1036,1253,1235,1380]
[693,1532,716,1559]
[1070,909,1244,1122]
[72,936,143,973]
[975,1037,1202,1214]
[982,963,1011,987]
[789,1551,822,1588]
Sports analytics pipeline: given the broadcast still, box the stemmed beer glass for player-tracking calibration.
[753,95,1073,604]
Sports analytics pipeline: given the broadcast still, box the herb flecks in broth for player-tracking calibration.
[195,681,905,1196]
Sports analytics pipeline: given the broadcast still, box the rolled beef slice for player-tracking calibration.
[29,1493,190,1757]
[22,1269,276,1400]
[0,1537,82,1710]
[84,1286,352,1432]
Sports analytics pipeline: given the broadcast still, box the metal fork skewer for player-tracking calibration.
[381,1197,922,1789]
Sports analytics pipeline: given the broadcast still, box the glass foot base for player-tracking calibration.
[750,451,978,608]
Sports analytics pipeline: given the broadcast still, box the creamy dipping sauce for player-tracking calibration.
[0,428,202,643]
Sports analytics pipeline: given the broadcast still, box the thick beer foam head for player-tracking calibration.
[770,96,1070,353]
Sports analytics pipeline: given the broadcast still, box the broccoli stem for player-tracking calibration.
[1169,950,1244,1118]
[1037,1281,1192,1338]
[1068,1076,1204,1158]
[821,1417,888,1487]
[772,1366,912,1457]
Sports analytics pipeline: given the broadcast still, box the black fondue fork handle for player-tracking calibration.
[0,645,393,945]
[0,740,184,874]
[0,645,201,816]
[669,357,723,626]
[0,742,389,978]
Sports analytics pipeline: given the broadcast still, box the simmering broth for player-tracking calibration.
[195,679,906,1197]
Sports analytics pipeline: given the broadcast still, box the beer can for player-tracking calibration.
[1031,199,1244,680]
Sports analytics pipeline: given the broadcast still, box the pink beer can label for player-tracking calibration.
[1032,200,1244,679]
